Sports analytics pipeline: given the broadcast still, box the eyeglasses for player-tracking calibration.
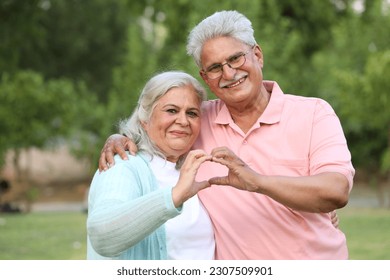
[202,49,251,79]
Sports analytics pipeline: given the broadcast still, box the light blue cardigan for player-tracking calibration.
[87,152,181,259]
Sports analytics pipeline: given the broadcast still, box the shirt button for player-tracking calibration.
[243,140,248,144]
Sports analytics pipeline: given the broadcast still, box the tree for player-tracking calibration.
[0,0,130,102]
[0,70,103,174]
[309,1,390,207]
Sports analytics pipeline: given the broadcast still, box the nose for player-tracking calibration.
[221,63,237,80]
[176,112,189,126]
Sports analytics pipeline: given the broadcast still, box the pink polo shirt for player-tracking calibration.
[194,81,355,259]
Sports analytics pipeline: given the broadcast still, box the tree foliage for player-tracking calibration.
[311,0,390,173]
[0,0,129,101]
[0,70,103,176]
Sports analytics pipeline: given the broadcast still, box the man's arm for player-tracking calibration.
[98,134,137,171]
[209,146,350,213]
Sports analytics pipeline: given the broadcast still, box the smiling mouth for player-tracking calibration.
[170,131,189,137]
[222,77,246,89]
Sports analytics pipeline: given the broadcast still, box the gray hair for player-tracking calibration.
[119,71,207,164]
[186,10,257,68]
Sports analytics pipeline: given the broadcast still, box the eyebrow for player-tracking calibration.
[162,104,200,111]
[206,51,244,68]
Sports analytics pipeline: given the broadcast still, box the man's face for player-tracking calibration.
[199,37,264,107]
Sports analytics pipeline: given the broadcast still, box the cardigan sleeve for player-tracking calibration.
[87,155,181,257]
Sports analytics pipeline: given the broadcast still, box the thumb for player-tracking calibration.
[196,180,211,191]
[209,176,229,186]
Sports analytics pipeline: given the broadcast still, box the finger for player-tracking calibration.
[191,156,212,172]
[211,149,237,163]
[98,150,109,172]
[189,149,209,157]
[210,156,233,168]
[332,217,339,228]
[210,149,228,158]
[195,180,211,191]
[330,211,339,228]
[182,154,212,174]
[116,146,129,160]
[187,150,211,163]
[105,147,116,167]
[193,152,212,164]
[210,146,231,155]
[98,134,126,171]
[113,141,128,160]
[212,147,238,161]
[208,176,229,186]
[126,141,138,156]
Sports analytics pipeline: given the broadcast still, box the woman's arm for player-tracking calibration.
[87,157,180,257]
[89,150,211,257]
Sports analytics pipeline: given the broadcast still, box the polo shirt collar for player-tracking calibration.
[214,80,284,125]
[214,103,232,124]
[260,81,284,124]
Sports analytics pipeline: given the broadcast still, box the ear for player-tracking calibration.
[253,45,264,68]
[141,121,148,130]
[199,70,210,86]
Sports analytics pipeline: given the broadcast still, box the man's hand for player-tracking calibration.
[98,134,138,171]
[208,146,259,192]
[330,210,339,228]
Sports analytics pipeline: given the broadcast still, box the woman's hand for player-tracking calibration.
[171,150,212,207]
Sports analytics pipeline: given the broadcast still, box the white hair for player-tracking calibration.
[186,10,257,68]
[119,71,207,166]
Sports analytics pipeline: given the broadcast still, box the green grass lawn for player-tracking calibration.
[0,211,87,260]
[0,207,389,260]
[338,207,390,260]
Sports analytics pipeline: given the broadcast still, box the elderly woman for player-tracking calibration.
[87,71,215,260]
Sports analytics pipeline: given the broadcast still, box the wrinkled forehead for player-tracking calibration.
[200,37,250,67]
[153,85,202,109]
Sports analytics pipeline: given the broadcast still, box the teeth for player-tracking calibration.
[228,81,240,87]
[226,77,244,88]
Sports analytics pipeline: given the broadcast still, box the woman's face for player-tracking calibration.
[142,85,202,162]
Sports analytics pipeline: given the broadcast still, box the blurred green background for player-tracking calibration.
[0,0,389,260]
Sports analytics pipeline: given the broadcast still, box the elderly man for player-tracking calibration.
[99,10,354,259]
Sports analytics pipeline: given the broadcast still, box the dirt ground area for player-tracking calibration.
[0,146,92,211]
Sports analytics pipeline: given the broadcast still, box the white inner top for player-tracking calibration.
[149,155,215,260]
